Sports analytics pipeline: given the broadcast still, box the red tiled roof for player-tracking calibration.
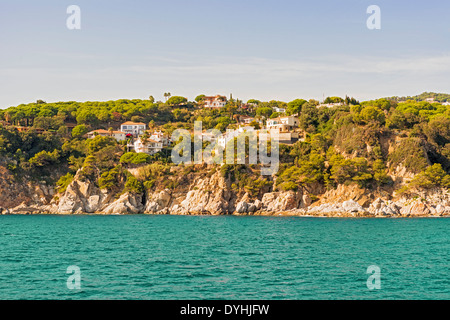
[121,121,147,126]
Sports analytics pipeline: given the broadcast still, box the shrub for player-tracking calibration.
[388,138,428,173]
[124,176,144,194]
[56,173,74,193]
[120,152,151,164]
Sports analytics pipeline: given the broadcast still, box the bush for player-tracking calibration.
[120,152,151,164]
[56,173,74,193]
[388,138,428,173]
[124,176,144,194]
[98,165,123,190]
[29,149,60,167]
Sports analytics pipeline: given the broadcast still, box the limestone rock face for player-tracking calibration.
[261,191,301,212]
[102,193,144,214]
[175,171,231,215]
[145,189,172,213]
[0,165,54,209]
[368,198,400,216]
[57,175,111,214]
[2,161,450,217]
[235,200,249,214]
[342,200,365,213]
[400,202,432,217]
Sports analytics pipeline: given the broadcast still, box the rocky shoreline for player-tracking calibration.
[1,168,449,218]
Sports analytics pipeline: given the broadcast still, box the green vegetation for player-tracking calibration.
[398,164,450,193]
[120,152,151,165]
[0,92,449,197]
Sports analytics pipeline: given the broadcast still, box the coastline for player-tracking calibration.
[2,208,449,218]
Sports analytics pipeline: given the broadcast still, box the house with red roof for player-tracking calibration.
[120,121,146,136]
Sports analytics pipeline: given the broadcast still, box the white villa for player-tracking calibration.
[273,107,286,113]
[133,137,164,155]
[203,95,227,108]
[266,115,299,131]
[318,102,344,108]
[120,121,147,136]
[87,129,126,141]
[217,126,256,148]
[148,130,171,147]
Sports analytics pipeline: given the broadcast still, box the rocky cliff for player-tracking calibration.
[1,164,449,217]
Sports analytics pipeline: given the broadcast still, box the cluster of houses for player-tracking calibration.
[201,114,302,148]
[85,95,304,155]
[87,121,171,155]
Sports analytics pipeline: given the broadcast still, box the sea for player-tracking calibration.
[0,215,448,300]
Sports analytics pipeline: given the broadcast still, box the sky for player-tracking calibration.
[1,0,450,108]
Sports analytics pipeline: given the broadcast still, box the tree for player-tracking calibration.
[247,99,261,105]
[324,97,344,104]
[72,124,88,138]
[195,95,205,103]
[125,176,144,194]
[255,106,273,118]
[167,96,188,106]
[287,99,307,115]
[299,103,319,133]
[86,135,116,155]
[359,106,385,124]
[164,92,171,102]
[29,149,60,167]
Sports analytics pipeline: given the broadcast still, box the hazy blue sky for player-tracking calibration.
[1,0,449,107]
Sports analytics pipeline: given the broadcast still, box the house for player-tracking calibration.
[15,126,45,134]
[318,103,344,108]
[217,126,256,148]
[64,123,78,133]
[273,107,286,113]
[87,129,127,141]
[266,115,299,131]
[239,115,256,125]
[133,137,164,155]
[203,95,227,108]
[120,121,147,136]
[148,130,171,147]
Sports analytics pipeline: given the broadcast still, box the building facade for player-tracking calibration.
[87,129,126,141]
[203,95,227,108]
[266,116,299,131]
[120,122,147,136]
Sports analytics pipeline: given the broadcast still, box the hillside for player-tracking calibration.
[386,92,450,102]
[0,95,449,216]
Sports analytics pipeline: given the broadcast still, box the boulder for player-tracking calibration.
[368,198,400,216]
[342,200,365,213]
[400,202,431,216]
[102,193,144,214]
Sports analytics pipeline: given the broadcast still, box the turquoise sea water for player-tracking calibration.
[0,215,448,300]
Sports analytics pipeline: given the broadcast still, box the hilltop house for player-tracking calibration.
[318,103,344,108]
[87,129,126,141]
[239,115,256,125]
[203,95,227,108]
[120,121,146,136]
[273,107,286,113]
[266,115,299,131]
[217,126,257,148]
[133,137,164,155]
[147,130,171,147]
